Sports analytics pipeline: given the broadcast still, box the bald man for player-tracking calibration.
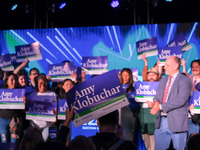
[150,56,191,150]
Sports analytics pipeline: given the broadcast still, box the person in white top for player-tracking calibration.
[27,74,57,141]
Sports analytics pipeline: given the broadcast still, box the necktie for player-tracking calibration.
[162,77,172,103]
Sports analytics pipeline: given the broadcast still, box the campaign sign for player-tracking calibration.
[0,89,25,109]
[190,91,200,114]
[66,69,129,127]
[0,54,14,71]
[135,81,159,103]
[48,62,77,82]
[158,46,183,66]
[167,33,192,52]
[131,68,138,82]
[26,100,57,122]
[58,99,68,120]
[15,41,42,62]
[10,53,17,64]
[71,119,99,140]
[81,56,108,75]
[136,37,158,59]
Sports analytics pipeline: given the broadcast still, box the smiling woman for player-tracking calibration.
[0,72,21,143]
[27,74,58,141]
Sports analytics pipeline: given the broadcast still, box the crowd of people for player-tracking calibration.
[0,55,200,150]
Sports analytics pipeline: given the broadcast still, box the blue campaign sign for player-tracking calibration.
[10,53,17,64]
[26,100,57,121]
[15,41,42,62]
[136,37,158,59]
[66,69,129,127]
[0,54,14,71]
[0,89,25,109]
[82,56,108,75]
[167,33,192,52]
[135,81,159,102]
[71,119,99,139]
[48,62,77,81]
[158,46,183,62]
[58,99,68,120]
[190,91,200,114]
[192,91,200,108]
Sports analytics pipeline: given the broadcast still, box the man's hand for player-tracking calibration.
[150,100,160,115]
[147,101,154,108]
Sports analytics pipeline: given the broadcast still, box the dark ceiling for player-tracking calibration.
[0,0,200,30]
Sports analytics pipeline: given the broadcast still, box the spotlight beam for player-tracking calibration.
[46,36,71,61]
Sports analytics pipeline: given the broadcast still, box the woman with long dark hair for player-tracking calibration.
[0,72,22,143]
[59,79,75,99]
[120,68,140,146]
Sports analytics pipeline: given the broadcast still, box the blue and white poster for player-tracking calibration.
[135,81,159,103]
[0,89,25,109]
[58,99,68,120]
[48,62,77,82]
[71,119,99,139]
[26,100,57,121]
[10,53,17,65]
[136,37,158,59]
[0,54,14,71]
[158,46,183,66]
[190,91,200,114]
[82,56,108,75]
[15,41,42,62]
[131,68,138,82]
[66,69,129,127]
[167,33,192,52]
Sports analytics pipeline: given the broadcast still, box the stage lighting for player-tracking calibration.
[11,4,18,11]
[59,2,66,9]
[165,0,172,2]
[110,0,119,8]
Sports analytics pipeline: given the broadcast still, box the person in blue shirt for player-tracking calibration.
[120,68,140,146]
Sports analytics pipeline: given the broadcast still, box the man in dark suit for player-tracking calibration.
[150,56,191,150]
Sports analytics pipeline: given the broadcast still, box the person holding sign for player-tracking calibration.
[59,79,75,99]
[142,53,164,81]
[120,68,140,145]
[57,78,75,142]
[138,65,160,150]
[0,72,25,143]
[150,56,191,150]
[184,59,200,137]
[27,74,57,141]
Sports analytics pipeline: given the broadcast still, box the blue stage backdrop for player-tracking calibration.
[0,22,199,76]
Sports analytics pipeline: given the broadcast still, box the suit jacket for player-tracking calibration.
[154,72,192,132]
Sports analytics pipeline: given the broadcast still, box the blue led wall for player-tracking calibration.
[0,22,199,76]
